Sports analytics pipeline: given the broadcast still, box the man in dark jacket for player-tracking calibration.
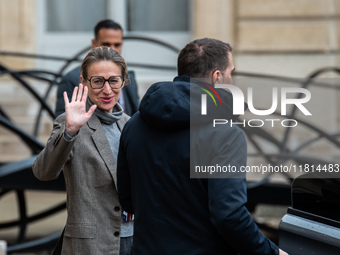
[117,38,288,255]
[55,19,139,117]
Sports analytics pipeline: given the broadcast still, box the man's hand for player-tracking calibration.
[64,83,96,137]
[279,249,288,255]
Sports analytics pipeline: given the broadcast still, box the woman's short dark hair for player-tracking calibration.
[81,46,130,85]
[177,38,232,78]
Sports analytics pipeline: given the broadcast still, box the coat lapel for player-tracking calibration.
[116,117,126,132]
[87,115,118,188]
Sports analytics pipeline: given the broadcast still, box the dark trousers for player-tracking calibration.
[119,236,133,255]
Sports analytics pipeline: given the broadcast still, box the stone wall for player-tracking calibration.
[0,0,36,69]
[194,0,340,75]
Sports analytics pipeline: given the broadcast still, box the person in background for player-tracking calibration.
[117,38,288,255]
[55,19,139,117]
[33,47,133,255]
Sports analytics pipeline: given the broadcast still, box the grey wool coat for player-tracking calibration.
[33,112,129,255]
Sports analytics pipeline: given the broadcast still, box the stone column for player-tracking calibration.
[0,0,36,69]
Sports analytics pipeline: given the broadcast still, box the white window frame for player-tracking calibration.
[35,0,192,84]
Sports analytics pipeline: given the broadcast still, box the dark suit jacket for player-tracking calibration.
[33,112,129,254]
[55,66,139,117]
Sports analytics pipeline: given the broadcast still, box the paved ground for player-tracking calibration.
[0,190,66,255]
[0,190,287,255]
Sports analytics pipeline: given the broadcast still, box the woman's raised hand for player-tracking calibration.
[64,83,97,137]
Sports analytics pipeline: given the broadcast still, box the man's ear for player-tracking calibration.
[212,70,221,84]
[91,39,96,48]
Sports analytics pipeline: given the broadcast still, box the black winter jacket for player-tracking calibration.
[117,76,279,255]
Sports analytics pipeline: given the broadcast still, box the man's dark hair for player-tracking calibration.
[94,19,123,39]
[177,38,232,78]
